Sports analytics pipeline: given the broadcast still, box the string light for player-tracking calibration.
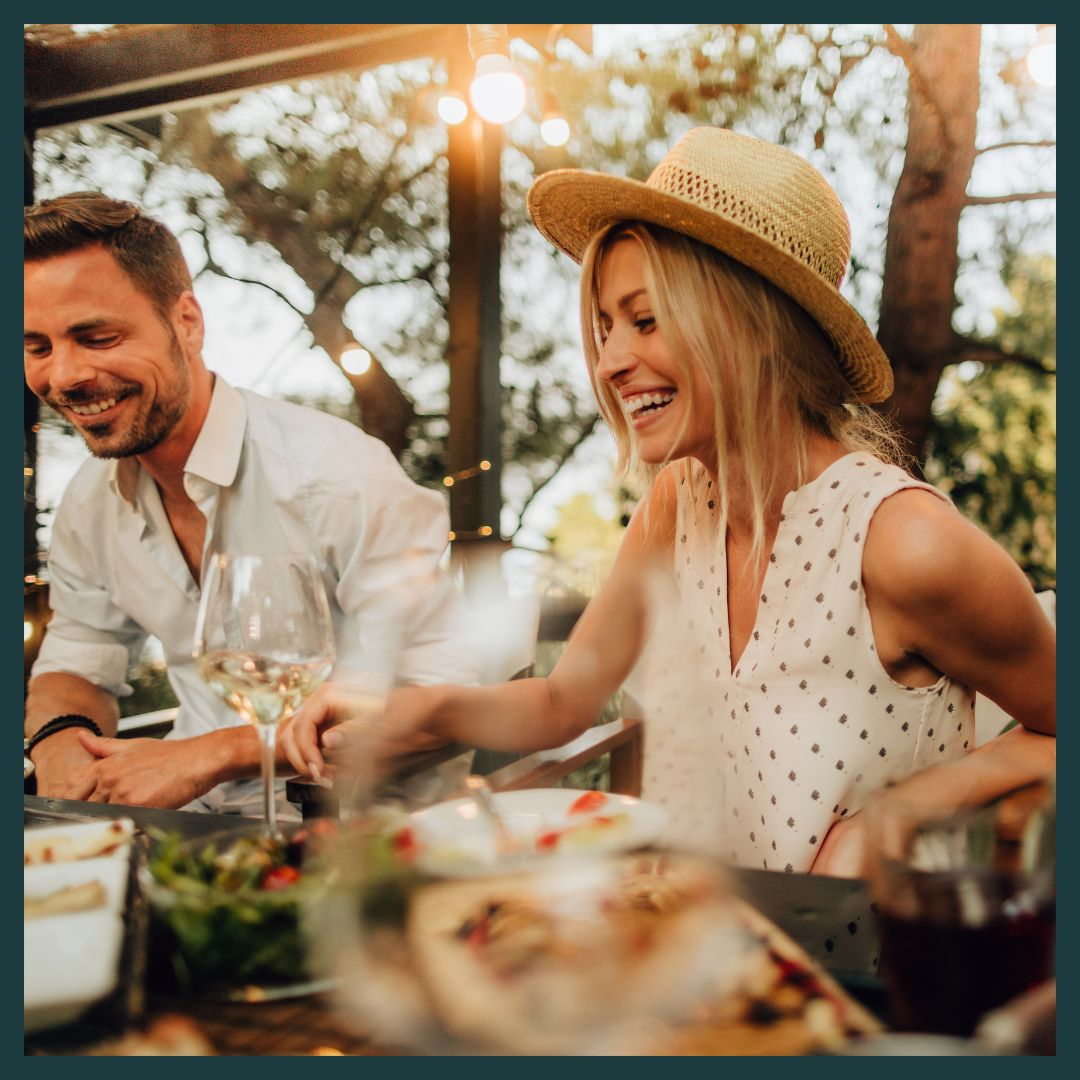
[24,621,33,643]
[24,467,34,477]
[540,92,570,147]
[442,460,492,487]
[467,25,526,125]
[437,90,469,125]
[1027,24,1056,87]
[450,525,496,542]
[340,344,372,376]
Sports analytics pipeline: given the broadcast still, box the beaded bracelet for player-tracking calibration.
[26,714,104,756]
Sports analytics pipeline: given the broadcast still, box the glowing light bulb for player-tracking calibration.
[469,54,526,125]
[437,92,469,125]
[341,346,372,376]
[540,115,570,147]
[1027,27,1056,87]
[24,621,33,643]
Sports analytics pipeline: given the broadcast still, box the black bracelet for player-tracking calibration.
[26,714,104,756]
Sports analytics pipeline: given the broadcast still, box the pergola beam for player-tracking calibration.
[25,24,589,130]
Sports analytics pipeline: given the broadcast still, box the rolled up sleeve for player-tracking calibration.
[31,509,147,698]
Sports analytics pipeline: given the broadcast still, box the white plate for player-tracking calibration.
[23,817,134,865]
[24,910,125,1033]
[25,856,129,914]
[409,789,669,877]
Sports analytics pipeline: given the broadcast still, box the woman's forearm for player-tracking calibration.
[421,676,596,753]
[893,725,1055,814]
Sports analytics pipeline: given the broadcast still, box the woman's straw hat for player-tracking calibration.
[528,126,893,403]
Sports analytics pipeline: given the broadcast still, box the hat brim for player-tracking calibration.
[528,169,893,405]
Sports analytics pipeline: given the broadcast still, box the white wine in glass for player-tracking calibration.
[194,553,335,836]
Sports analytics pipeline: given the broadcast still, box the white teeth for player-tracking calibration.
[624,390,675,416]
[70,397,117,416]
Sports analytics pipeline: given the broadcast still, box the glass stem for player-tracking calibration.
[258,723,278,838]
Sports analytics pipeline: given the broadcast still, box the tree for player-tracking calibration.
[876,24,1055,459]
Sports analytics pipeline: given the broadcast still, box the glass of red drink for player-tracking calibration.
[865,779,1054,1037]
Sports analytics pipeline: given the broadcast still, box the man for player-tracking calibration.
[24,191,477,813]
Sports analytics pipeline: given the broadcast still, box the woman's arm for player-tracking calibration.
[812,489,1055,877]
[281,469,679,778]
[862,488,1054,735]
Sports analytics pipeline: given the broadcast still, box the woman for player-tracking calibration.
[284,127,1055,875]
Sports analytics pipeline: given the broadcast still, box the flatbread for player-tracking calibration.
[24,820,132,865]
[24,879,107,919]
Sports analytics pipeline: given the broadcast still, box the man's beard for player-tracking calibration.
[54,337,191,459]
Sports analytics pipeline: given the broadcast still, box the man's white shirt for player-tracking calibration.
[33,377,478,812]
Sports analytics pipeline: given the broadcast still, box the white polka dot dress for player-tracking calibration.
[625,453,975,871]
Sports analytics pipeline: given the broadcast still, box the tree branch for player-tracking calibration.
[352,257,439,292]
[185,219,308,318]
[882,24,952,153]
[509,414,602,537]
[965,190,1056,206]
[975,139,1056,155]
[951,336,1055,377]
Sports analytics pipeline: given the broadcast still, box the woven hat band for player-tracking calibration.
[647,160,850,288]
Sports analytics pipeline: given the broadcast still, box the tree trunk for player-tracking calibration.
[877,24,982,462]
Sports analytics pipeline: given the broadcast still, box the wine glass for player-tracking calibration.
[193,553,335,837]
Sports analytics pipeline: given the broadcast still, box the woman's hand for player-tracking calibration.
[810,813,867,878]
[281,683,442,782]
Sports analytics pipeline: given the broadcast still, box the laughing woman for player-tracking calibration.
[284,128,1055,875]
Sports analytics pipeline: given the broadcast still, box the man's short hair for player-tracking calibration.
[24,192,193,318]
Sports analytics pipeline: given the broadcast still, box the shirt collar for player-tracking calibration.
[183,376,247,490]
[107,376,248,509]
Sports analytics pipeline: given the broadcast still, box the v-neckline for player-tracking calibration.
[716,452,863,677]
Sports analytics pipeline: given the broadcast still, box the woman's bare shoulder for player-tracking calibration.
[863,486,1033,622]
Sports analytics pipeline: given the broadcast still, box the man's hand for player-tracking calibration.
[29,728,99,801]
[76,732,220,809]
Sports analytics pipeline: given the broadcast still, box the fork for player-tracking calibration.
[464,775,525,861]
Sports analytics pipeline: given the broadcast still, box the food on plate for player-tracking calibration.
[404,854,880,1054]
[85,1015,215,1056]
[143,822,339,988]
[401,789,663,874]
[567,790,609,815]
[534,811,631,853]
[24,880,108,920]
[24,819,132,865]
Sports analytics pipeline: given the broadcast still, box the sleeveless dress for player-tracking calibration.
[623,452,975,872]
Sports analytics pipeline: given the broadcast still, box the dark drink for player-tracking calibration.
[876,867,1055,1036]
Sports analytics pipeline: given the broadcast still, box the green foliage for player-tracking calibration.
[924,256,1056,587]
[119,656,179,718]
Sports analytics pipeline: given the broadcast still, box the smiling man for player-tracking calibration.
[24,192,476,814]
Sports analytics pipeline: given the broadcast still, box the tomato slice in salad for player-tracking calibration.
[568,790,608,815]
[261,865,302,891]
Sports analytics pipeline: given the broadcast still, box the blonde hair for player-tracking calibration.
[580,222,906,567]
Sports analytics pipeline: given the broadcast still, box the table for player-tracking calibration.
[25,794,885,1055]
